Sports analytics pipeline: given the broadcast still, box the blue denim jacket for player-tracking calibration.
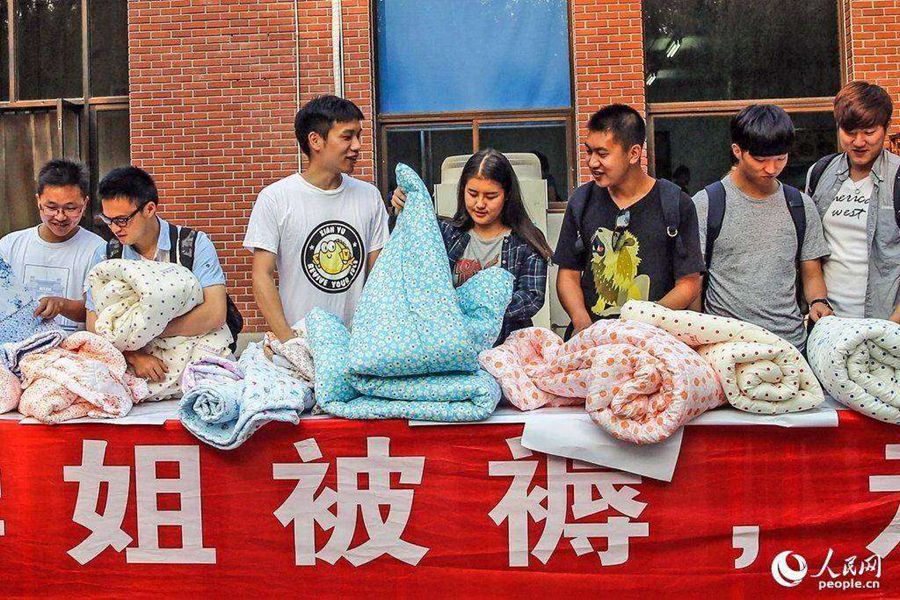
[807,149,900,319]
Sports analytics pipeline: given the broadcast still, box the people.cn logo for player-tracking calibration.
[771,550,809,587]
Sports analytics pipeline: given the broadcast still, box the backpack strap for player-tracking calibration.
[105,236,124,260]
[893,166,900,230]
[167,224,197,270]
[657,178,685,258]
[783,185,806,265]
[807,152,840,196]
[569,182,594,260]
[703,181,726,272]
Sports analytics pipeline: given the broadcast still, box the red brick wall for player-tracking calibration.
[130,1,300,330]
[843,0,900,131]
[571,0,646,182]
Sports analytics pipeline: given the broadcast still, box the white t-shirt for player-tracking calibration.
[822,175,874,318]
[243,173,390,326]
[0,226,105,331]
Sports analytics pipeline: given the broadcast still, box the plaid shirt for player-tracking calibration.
[438,219,547,344]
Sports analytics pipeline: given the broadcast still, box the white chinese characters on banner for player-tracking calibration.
[274,436,428,567]
[63,440,215,565]
[868,443,900,559]
[489,437,650,568]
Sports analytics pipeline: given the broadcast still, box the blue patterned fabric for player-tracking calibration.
[0,257,65,373]
[308,163,513,422]
[179,343,314,450]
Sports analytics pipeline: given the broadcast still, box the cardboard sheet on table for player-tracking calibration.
[18,400,181,426]
[521,413,683,482]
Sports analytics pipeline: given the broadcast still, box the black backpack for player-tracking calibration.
[806,152,900,229]
[701,180,806,313]
[106,225,243,352]
[570,178,688,261]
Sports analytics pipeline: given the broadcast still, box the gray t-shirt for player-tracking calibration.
[693,175,830,349]
[452,232,507,287]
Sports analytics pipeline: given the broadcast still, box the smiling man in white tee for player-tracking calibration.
[244,95,390,342]
[0,159,104,332]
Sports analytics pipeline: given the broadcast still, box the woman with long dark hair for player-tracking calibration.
[392,148,552,343]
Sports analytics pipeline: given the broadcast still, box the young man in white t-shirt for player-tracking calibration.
[0,158,104,332]
[244,95,390,341]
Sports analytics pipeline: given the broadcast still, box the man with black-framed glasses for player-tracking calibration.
[0,158,104,332]
[84,166,233,383]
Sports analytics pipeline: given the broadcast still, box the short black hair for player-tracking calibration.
[98,166,159,207]
[294,95,364,156]
[587,104,646,149]
[731,104,795,157]
[37,158,90,197]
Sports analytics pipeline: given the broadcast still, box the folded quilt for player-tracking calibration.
[0,364,20,414]
[807,316,900,424]
[0,258,65,363]
[620,300,824,414]
[480,321,724,444]
[181,354,244,393]
[1,329,66,377]
[89,259,233,401]
[263,319,314,383]
[179,342,314,450]
[17,331,149,424]
[308,163,512,422]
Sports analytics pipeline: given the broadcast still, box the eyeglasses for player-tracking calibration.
[611,210,631,251]
[39,204,85,218]
[98,204,147,228]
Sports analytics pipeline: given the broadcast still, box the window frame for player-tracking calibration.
[0,0,128,229]
[371,0,577,204]
[643,0,848,177]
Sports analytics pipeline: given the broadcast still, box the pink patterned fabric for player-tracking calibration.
[0,364,20,414]
[18,332,149,424]
[479,320,725,444]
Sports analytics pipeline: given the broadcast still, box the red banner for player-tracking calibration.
[0,412,898,598]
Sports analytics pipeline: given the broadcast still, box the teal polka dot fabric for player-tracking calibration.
[307,163,513,421]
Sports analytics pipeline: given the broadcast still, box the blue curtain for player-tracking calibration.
[376,0,571,114]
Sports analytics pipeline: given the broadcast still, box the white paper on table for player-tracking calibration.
[18,400,181,426]
[521,413,683,482]
[0,411,23,421]
[408,405,585,427]
[688,400,839,428]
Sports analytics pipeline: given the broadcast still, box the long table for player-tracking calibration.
[0,408,897,598]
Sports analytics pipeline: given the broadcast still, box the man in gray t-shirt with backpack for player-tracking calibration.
[691,104,832,351]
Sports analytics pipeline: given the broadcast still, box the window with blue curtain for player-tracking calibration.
[376,0,572,114]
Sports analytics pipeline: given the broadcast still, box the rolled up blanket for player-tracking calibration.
[18,331,149,423]
[179,343,314,450]
[0,364,20,414]
[307,163,512,423]
[480,321,724,444]
[181,354,244,393]
[0,258,66,374]
[620,300,824,414]
[807,316,900,424]
[263,319,314,383]
[89,259,233,400]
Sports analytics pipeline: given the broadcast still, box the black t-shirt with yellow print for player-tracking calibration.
[553,181,705,320]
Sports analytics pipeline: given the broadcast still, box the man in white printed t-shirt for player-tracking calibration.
[244,95,390,341]
[0,159,104,332]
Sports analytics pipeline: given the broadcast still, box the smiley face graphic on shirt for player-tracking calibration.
[303,221,364,293]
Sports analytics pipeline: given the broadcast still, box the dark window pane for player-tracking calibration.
[1,8,8,101]
[92,108,129,226]
[16,0,83,100]
[89,0,128,97]
[479,121,569,201]
[385,125,472,194]
[652,112,837,195]
[643,0,840,103]
[376,0,571,113]
[0,110,59,236]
